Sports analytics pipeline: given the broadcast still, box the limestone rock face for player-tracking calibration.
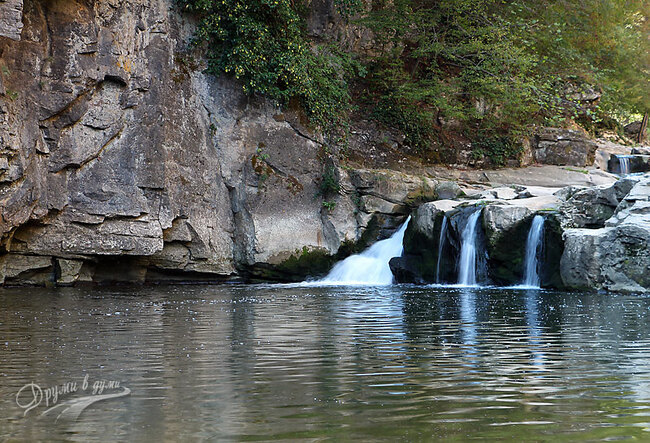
[0,0,435,285]
[0,0,23,40]
[532,128,598,167]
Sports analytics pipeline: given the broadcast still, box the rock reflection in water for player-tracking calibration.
[1,285,650,441]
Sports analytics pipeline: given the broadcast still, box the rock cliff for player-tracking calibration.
[0,0,432,285]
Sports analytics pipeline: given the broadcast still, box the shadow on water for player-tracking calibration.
[1,284,650,441]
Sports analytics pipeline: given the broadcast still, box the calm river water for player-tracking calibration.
[1,284,650,441]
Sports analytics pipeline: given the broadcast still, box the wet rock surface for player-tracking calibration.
[393,175,648,292]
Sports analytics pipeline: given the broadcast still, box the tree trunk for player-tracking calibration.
[638,112,648,144]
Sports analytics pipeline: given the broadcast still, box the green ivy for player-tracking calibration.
[178,0,363,134]
[318,166,341,198]
[471,136,523,167]
[334,0,363,17]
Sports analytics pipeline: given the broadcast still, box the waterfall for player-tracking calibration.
[617,155,632,175]
[457,210,482,286]
[521,215,545,288]
[318,217,411,285]
[435,216,448,284]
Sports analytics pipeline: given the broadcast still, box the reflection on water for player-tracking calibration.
[524,290,546,370]
[1,285,650,441]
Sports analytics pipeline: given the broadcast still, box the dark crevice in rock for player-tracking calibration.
[144,267,233,284]
[103,74,127,87]
[285,119,322,145]
[39,84,94,125]
[62,125,123,173]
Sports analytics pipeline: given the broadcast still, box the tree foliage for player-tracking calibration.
[363,0,649,152]
[179,0,650,162]
[511,0,650,119]
[177,0,364,133]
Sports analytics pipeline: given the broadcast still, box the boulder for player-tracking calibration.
[435,181,463,200]
[532,128,599,167]
[388,256,421,284]
[606,175,650,227]
[561,223,650,292]
[479,203,564,287]
[624,121,643,139]
[560,175,650,292]
[482,205,531,284]
[483,205,532,238]
[515,185,558,199]
[55,259,85,285]
[558,178,639,229]
[397,203,446,283]
[394,200,479,284]
[477,186,519,200]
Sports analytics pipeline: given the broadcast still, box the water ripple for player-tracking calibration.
[1,285,649,441]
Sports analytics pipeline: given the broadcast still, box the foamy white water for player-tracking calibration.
[316,217,411,285]
[436,215,448,284]
[457,210,482,286]
[521,215,544,288]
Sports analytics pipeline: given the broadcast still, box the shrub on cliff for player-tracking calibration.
[177,0,363,136]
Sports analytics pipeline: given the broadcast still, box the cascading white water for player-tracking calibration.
[457,210,482,286]
[318,217,411,285]
[617,155,632,175]
[435,216,448,283]
[522,215,545,288]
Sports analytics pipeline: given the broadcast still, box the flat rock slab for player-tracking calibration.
[507,195,563,211]
[481,165,618,188]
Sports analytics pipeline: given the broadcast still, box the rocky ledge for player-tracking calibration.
[391,174,650,293]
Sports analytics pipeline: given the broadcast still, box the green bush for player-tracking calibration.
[318,166,341,198]
[178,0,363,134]
[471,136,523,167]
